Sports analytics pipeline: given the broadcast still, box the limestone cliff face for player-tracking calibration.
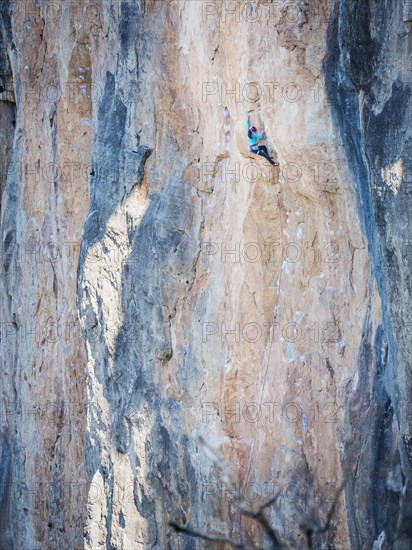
[324,2,412,546]
[0,1,411,549]
[1,0,91,547]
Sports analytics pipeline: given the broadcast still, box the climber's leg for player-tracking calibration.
[257,147,279,166]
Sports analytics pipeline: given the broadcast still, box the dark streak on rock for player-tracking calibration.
[323,1,412,546]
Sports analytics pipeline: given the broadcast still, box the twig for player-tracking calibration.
[301,479,347,548]
[241,506,283,550]
[197,437,284,549]
[169,522,249,549]
[314,479,346,534]
[258,495,281,514]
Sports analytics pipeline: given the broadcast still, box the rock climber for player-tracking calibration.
[247,114,279,166]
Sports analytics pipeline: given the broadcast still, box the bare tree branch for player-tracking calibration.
[169,522,249,549]
[258,495,280,513]
[241,507,283,550]
[300,479,347,549]
[196,437,284,549]
[172,438,345,550]
[313,479,346,534]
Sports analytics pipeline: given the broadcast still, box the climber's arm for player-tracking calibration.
[247,118,251,131]
[255,132,264,139]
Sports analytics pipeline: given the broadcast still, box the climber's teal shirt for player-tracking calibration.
[247,119,264,151]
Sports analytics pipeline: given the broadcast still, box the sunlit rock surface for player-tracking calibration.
[0,1,411,548]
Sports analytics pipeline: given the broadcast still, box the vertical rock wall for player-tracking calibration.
[1,0,92,547]
[0,1,411,549]
[324,1,412,547]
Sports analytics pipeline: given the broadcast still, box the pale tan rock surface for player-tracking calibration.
[1,1,410,549]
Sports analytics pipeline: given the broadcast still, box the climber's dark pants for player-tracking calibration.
[251,145,275,166]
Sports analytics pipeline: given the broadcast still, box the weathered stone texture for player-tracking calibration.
[0,1,411,548]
